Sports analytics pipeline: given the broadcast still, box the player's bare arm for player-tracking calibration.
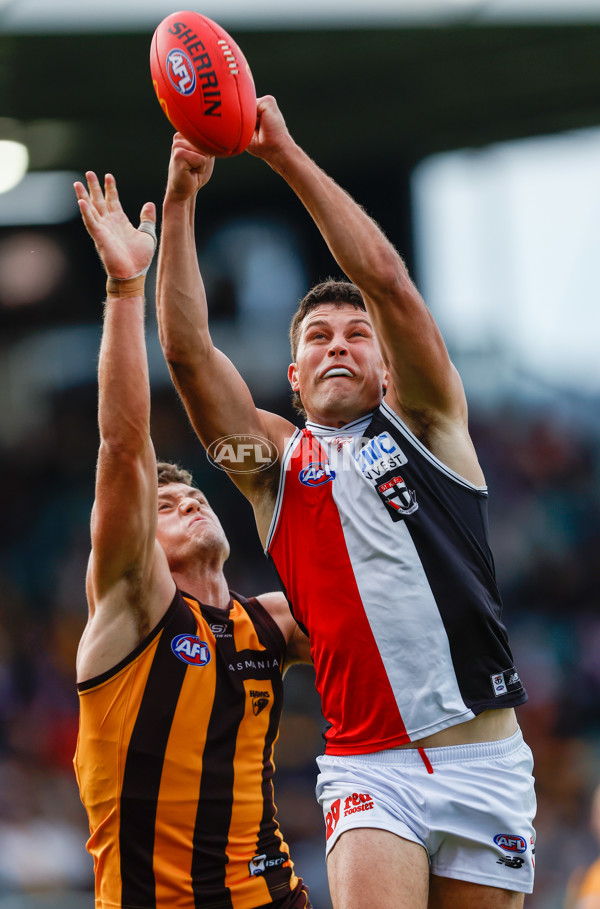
[256,592,312,670]
[75,173,175,682]
[157,134,295,521]
[248,96,483,483]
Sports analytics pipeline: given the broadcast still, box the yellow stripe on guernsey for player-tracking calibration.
[75,632,160,908]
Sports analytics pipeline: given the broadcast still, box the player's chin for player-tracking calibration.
[319,388,362,419]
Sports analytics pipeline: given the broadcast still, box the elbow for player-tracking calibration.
[161,341,199,381]
[367,252,412,303]
[161,337,188,369]
[159,322,208,368]
[97,439,148,478]
[98,431,148,458]
[160,330,213,375]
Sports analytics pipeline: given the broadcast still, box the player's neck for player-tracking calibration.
[171,564,230,611]
[305,404,376,430]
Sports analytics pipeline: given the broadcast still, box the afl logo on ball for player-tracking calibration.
[299,463,335,487]
[166,49,196,96]
[171,634,211,665]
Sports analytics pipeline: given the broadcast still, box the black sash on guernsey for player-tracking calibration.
[363,403,526,713]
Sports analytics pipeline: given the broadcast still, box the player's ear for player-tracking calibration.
[288,362,299,392]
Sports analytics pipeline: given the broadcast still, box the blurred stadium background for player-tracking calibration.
[2,1,600,906]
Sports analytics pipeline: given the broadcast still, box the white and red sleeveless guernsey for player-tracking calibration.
[266,401,527,755]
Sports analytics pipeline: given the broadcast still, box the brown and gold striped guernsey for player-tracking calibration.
[74,588,299,909]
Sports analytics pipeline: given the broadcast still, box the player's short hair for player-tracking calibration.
[157,461,196,488]
[289,278,366,417]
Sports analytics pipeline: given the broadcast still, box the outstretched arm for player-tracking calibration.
[156,134,293,514]
[248,97,476,467]
[75,173,174,680]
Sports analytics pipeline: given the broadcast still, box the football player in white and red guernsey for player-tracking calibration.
[156,97,536,909]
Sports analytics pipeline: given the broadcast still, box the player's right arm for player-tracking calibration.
[75,173,175,682]
[156,134,293,523]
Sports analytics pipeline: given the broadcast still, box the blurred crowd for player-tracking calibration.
[0,329,600,908]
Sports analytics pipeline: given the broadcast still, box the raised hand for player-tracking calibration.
[166,133,215,201]
[246,95,293,160]
[74,172,156,280]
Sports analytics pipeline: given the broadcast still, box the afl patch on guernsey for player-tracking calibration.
[171,634,211,665]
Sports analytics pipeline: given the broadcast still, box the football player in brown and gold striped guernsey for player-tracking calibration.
[72,171,313,909]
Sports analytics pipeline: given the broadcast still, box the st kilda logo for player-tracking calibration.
[377,475,418,515]
[171,634,211,666]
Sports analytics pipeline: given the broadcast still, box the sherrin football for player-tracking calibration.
[150,11,256,156]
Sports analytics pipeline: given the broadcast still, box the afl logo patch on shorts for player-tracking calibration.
[166,48,197,96]
[171,634,211,665]
[494,834,527,853]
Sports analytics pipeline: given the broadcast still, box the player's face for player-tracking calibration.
[289,303,389,427]
[156,483,230,566]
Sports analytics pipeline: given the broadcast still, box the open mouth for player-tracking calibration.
[322,367,353,379]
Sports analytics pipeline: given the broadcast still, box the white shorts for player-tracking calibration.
[316,728,536,894]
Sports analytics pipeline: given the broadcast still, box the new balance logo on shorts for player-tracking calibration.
[325,792,374,840]
[497,855,526,869]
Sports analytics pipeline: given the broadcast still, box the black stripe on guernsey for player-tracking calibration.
[119,594,197,909]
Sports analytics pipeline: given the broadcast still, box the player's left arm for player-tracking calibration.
[257,591,312,668]
[248,96,466,428]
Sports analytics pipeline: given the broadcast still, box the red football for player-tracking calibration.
[150,11,256,157]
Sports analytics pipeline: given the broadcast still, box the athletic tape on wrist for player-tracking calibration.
[106,274,146,298]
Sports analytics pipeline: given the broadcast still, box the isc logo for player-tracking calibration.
[493,834,527,853]
[248,853,286,876]
[166,49,196,96]
[171,634,211,666]
[299,463,335,487]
